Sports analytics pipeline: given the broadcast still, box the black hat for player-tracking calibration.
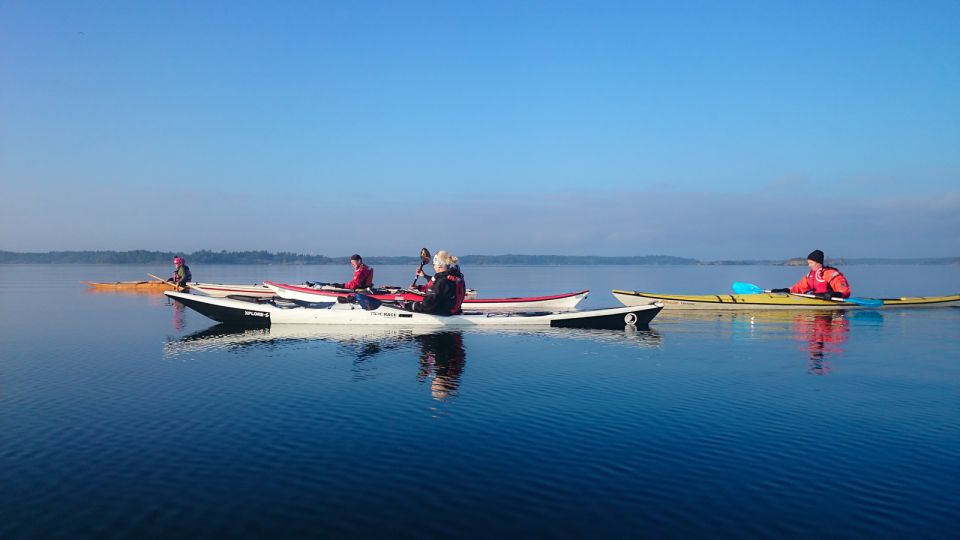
[807,250,824,264]
[350,254,362,261]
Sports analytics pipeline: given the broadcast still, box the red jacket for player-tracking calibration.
[344,264,374,289]
[790,266,851,298]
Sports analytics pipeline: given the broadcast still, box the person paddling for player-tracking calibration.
[330,254,374,289]
[771,250,851,299]
[410,250,466,315]
[171,257,192,289]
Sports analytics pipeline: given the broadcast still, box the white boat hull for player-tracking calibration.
[166,291,660,330]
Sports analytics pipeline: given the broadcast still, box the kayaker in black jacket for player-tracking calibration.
[411,251,466,315]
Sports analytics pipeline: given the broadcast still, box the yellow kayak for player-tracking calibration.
[612,290,960,310]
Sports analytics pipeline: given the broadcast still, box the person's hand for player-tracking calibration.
[330,283,343,289]
[416,268,425,277]
[817,292,834,300]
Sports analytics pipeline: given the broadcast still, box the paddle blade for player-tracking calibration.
[355,293,382,311]
[732,282,764,294]
[845,297,884,307]
[419,247,431,264]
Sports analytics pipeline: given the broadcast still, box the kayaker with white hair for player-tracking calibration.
[411,250,466,315]
[771,249,851,299]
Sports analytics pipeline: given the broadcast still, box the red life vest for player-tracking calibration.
[447,274,466,315]
[790,267,850,297]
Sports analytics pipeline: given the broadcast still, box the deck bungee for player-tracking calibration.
[165,291,660,330]
[263,281,588,310]
[612,290,960,310]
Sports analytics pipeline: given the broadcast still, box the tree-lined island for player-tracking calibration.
[1,250,957,266]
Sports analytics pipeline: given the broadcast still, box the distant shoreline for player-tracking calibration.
[1,250,957,266]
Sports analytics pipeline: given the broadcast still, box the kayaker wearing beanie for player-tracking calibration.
[771,250,851,299]
[332,254,374,289]
[171,257,192,288]
[411,251,466,315]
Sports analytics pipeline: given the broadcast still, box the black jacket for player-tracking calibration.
[413,269,465,315]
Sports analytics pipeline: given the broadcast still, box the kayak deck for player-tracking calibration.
[612,290,960,310]
[265,281,588,310]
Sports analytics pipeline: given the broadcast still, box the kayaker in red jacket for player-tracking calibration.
[411,251,466,315]
[332,254,374,289]
[772,250,851,299]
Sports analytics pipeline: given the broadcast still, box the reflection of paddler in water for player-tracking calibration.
[415,332,467,400]
[172,299,186,331]
[792,312,849,375]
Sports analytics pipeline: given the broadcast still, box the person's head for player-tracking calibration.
[350,254,362,268]
[807,249,824,270]
[432,250,457,272]
[173,257,185,267]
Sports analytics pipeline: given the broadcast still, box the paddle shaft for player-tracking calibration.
[731,281,880,306]
[149,272,188,290]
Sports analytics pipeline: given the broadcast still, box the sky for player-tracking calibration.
[1,0,958,259]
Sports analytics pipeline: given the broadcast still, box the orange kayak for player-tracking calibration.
[82,280,181,291]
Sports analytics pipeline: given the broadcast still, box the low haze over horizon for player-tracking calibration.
[2,2,958,259]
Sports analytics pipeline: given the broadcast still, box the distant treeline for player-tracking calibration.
[0,250,957,266]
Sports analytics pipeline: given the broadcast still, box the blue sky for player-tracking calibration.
[1,1,958,258]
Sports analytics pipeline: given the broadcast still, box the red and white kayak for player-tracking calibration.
[263,281,589,310]
[188,282,276,298]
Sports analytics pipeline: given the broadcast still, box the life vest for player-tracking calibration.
[173,264,192,284]
[345,264,374,289]
[447,273,466,315]
[793,266,850,297]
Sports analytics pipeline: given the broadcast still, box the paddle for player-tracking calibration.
[149,272,188,291]
[732,282,883,307]
[410,247,431,288]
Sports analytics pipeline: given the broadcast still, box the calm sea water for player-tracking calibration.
[1,264,958,539]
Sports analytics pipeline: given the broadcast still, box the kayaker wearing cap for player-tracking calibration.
[771,250,851,299]
[411,250,466,315]
[171,257,192,288]
[331,254,374,289]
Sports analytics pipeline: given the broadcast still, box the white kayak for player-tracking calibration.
[165,291,662,330]
[263,281,589,310]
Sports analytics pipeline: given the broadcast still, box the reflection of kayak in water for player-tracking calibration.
[165,291,662,330]
[613,290,960,310]
[164,323,663,358]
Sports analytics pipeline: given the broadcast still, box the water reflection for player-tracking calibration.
[415,332,466,400]
[658,310,884,375]
[172,301,186,331]
[792,313,849,375]
[164,325,662,400]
